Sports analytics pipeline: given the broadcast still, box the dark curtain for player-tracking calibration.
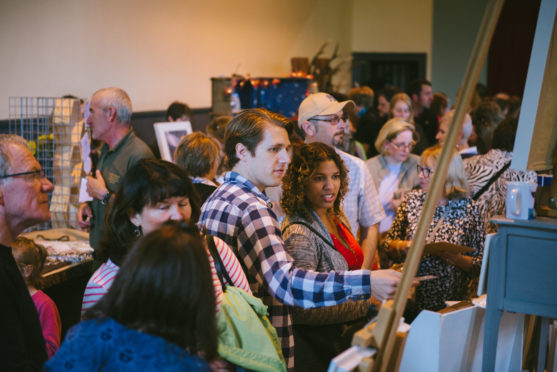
[488,0,541,97]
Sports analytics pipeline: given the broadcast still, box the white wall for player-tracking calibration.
[0,0,432,119]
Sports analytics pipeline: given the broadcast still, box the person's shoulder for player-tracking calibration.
[281,214,308,231]
[67,317,111,339]
[365,154,381,167]
[89,261,119,285]
[123,132,154,159]
[337,148,364,167]
[406,188,424,201]
[281,215,315,243]
[407,154,420,164]
[32,290,56,306]
[201,183,267,229]
[204,182,252,209]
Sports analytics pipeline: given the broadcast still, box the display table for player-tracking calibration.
[43,259,93,289]
[483,217,557,371]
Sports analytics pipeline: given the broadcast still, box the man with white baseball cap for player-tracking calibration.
[298,92,385,269]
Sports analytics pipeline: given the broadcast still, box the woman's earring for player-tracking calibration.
[134,225,142,237]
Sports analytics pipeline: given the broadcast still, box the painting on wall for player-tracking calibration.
[154,121,192,162]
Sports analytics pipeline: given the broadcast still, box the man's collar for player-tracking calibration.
[223,171,270,202]
[105,128,133,153]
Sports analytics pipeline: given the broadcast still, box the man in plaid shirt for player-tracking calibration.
[200,108,401,370]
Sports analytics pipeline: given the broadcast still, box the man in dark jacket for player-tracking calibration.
[0,134,54,370]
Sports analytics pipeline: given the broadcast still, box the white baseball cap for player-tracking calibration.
[298,92,354,127]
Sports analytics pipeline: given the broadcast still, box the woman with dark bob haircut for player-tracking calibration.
[280,143,374,371]
[82,159,251,314]
[46,222,216,370]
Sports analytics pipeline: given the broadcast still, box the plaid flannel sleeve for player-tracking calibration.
[239,202,371,308]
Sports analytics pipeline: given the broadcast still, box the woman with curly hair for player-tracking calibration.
[280,142,375,371]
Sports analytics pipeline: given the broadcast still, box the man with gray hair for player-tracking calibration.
[436,109,477,158]
[0,135,54,369]
[77,87,154,251]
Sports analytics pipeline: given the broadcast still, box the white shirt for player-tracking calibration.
[378,163,402,233]
[336,149,385,235]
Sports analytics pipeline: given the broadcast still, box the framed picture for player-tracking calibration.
[153,121,192,162]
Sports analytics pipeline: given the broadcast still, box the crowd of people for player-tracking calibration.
[1,81,536,371]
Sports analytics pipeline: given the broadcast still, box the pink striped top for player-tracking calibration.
[81,236,251,314]
[210,235,252,310]
[81,259,119,315]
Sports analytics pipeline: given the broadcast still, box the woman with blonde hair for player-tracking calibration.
[389,93,414,124]
[366,119,420,233]
[389,93,430,154]
[380,145,485,313]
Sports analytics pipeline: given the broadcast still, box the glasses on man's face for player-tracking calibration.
[416,165,433,177]
[0,169,47,181]
[309,115,343,126]
[390,141,416,151]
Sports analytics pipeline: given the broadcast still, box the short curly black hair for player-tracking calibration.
[281,142,348,222]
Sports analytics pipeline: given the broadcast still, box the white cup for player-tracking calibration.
[506,181,537,220]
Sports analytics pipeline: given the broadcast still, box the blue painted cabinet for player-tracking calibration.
[483,217,557,371]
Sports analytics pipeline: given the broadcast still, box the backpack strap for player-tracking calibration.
[205,234,234,289]
[472,161,511,201]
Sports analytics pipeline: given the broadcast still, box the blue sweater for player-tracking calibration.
[44,318,211,371]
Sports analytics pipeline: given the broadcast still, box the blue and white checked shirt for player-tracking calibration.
[200,172,372,370]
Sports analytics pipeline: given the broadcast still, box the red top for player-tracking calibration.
[329,219,364,270]
[32,290,61,359]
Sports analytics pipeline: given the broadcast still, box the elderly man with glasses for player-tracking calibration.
[0,134,54,370]
[297,92,385,270]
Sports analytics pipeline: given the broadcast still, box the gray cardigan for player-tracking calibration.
[281,210,371,325]
[365,153,420,191]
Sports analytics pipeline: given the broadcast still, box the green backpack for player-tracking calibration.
[206,235,286,372]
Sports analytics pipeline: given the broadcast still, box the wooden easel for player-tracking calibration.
[348,1,507,371]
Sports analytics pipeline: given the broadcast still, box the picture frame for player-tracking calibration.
[153,121,192,162]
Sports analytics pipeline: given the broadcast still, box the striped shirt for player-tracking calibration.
[81,259,119,314]
[81,237,250,315]
[208,235,252,310]
[200,171,372,370]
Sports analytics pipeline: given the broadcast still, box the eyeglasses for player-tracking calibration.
[0,169,46,180]
[309,115,343,126]
[416,165,433,177]
[390,141,416,151]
